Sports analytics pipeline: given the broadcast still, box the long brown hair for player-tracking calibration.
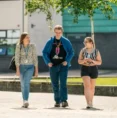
[19,32,28,45]
[84,37,95,48]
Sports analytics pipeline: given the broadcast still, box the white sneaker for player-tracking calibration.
[86,104,93,109]
[22,101,29,108]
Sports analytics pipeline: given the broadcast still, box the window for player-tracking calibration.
[0,31,6,38]
[0,29,20,56]
[7,30,20,39]
[0,29,20,45]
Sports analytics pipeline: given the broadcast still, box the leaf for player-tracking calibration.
[24,0,117,27]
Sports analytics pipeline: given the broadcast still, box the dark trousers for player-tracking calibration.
[50,64,69,103]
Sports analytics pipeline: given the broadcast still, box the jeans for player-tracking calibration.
[20,65,34,101]
[50,64,69,103]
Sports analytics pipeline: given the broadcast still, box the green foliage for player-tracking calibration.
[109,0,117,4]
[32,77,117,86]
[61,0,115,23]
[25,0,54,21]
[25,0,117,23]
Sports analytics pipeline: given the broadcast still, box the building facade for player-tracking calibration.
[63,7,117,69]
[28,11,62,72]
[0,0,28,72]
[0,0,117,72]
[0,0,62,72]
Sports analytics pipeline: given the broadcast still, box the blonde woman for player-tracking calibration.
[15,32,38,108]
[78,37,102,109]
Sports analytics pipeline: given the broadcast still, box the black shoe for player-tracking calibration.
[62,101,69,108]
[54,102,60,107]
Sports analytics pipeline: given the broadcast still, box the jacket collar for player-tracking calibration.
[51,36,64,42]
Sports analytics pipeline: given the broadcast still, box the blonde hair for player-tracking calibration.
[54,25,63,32]
[84,37,95,48]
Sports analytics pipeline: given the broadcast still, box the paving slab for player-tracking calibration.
[0,92,117,118]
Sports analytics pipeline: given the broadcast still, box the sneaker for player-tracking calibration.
[86,106,91,109]
[22,101,29,108]
[62,101,69,108]
[54,102,60,107]
[86,104,93,109]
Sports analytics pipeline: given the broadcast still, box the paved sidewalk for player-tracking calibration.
[0,70,117,79]
[0,92,117,118]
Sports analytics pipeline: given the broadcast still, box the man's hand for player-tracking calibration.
[62,61,67,66]
[48,63,53,67]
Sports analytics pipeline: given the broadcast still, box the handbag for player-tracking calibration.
[9,45,21,71]
[9,56,16,71]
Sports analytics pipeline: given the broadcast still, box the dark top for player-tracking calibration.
[42,36,74,66]
[49,38,67,66]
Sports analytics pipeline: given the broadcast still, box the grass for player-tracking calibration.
[31,77,117,86]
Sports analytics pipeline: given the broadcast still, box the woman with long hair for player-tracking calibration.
[15,32,38,108]
[78,37,102,109]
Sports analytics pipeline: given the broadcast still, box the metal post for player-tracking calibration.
[22,0,24,32]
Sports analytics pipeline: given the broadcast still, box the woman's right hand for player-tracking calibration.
[83,59,88,64]
[16,70,20,76]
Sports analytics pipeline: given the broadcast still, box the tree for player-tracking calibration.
[25,0,117,46]
[55,0,117,47]
[25,0,55,30]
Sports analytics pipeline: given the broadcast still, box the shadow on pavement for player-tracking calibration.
[82,107,103,111]
[44,107,75,110]
[11,107,37,110]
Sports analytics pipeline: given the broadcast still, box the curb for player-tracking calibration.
[0,80,117,96]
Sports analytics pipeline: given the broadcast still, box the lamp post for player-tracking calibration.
[22,0,24,32]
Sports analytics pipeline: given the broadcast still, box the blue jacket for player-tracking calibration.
[42,36,74,67]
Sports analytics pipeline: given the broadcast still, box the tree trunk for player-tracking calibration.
[90,16,95,48]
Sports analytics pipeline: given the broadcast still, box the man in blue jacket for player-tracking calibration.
[42,25,74,108]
